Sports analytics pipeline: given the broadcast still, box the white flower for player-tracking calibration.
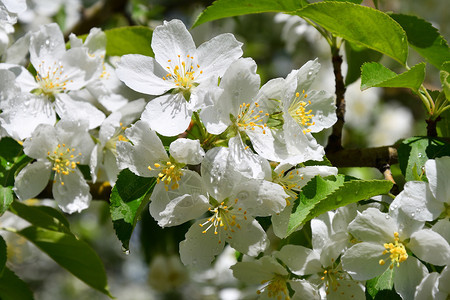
[231,256,320,300]
[273,209,364,300]
[117,120,205,193]
[270,164,338,238]
[414,267,449,300]
[175,146,288,269]
[201,58,335,165]
[13,119,94,213]
[116,19,243,136]
[0,23,105,139]
[341,208,450,300]
[390,156,450,222]
[89,100,146,186]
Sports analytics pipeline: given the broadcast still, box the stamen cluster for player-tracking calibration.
[288,90,315,133]
[163,54,202,90]
[379,232,408,269]
[47,144,81,185]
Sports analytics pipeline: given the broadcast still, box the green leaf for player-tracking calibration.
[0,186,13,216]
[110,169,156,251]
[287,175,392,236]
[0,137,32,187]
[398,137,450,181]
[324,0,362,3]
[360,62,425,91]
[104,26,154,57]
[440,61,450,101]
[366,266,395,298]
[0,267,34,300]
[391,14,450,70]
[193,0,308,28]
[287,175,345,235]
[437,108,450,137]
[344,41,383,86]
[17,226,112,297]
[0,235,6,275]
[295,2,408,64]
[9,200,71,234]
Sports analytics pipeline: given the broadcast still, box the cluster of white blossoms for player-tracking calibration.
[1,15,450,300]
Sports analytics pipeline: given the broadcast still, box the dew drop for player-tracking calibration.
[393,204,398,209]
[418,153,423,158]
[385,215,390,219]
[416,208,421,212]
[45,39,50,45]
[5,162,10,166]
[336,195,343,203]
[121,246,130,255]
[411,213,415,217]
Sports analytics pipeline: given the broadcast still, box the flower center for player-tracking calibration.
[379,232,408,268]
[236,102,269,133]
[257,274,290,300]
[273,167,304,206]
[163,54,202,91]
[104,123,128,155]
[148,160,183,191]
[288,90,315,133]
[47,144,81,185]
[35,61,72,96]
[199,199,247,244]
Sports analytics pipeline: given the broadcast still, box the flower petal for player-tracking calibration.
[52,170,92,213]
[13,161,51,200]
[409,229,450,266]
[341,242,387,281]
[140,94,192,136]
[394,256,428,300]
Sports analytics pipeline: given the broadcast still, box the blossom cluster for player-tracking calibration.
[0,8,449,300]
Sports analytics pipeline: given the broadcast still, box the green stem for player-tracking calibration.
[303,18,333,47]
[0,227,18,233]
[418,85,434,116]
[192,111,207,141]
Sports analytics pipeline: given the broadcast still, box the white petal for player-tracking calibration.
[179,219,224,269]
[0,94,55,140]
[425,156,450,204]
[284,59,320,99]
[341,242,387,281]
[231,256,287,284]
[438,266,450,294]
[13,161,51,200]
[55,94,106,130]
[218,57,260,117]
[409,229,450,266]
[30,23,65,67]
[271,204,294,239]
[116,120,168,176]
[149,170,209,227]
[304,89,336,133]
[394,256,428,300]
[54,119,94,165]
[414,272,441,300]
[290,280,321,300]
[276,244,322,275]
[348,207,397,243]
[140,94,192,136]
[52,170,91,213]
[195,33,243,82]
[226,218,268,257]
[432,219,450,244]
[152,19,196,68]
[390,181,443,222]
[311,211,334,251]
[325,279,365,300]
[23,123,58,159]
[169,138,204,165]
[116,54,173,95]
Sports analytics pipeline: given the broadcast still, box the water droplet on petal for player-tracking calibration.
[385,215,390,219]
[411,213,415,217]
[121,246,130,255]
[416,208,421,212]
[45,39,50,45]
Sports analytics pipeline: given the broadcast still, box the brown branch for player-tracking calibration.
[325,146,398,168]
[325,50,346,153]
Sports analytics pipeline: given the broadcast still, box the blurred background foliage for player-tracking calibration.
[5,0,449,299]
